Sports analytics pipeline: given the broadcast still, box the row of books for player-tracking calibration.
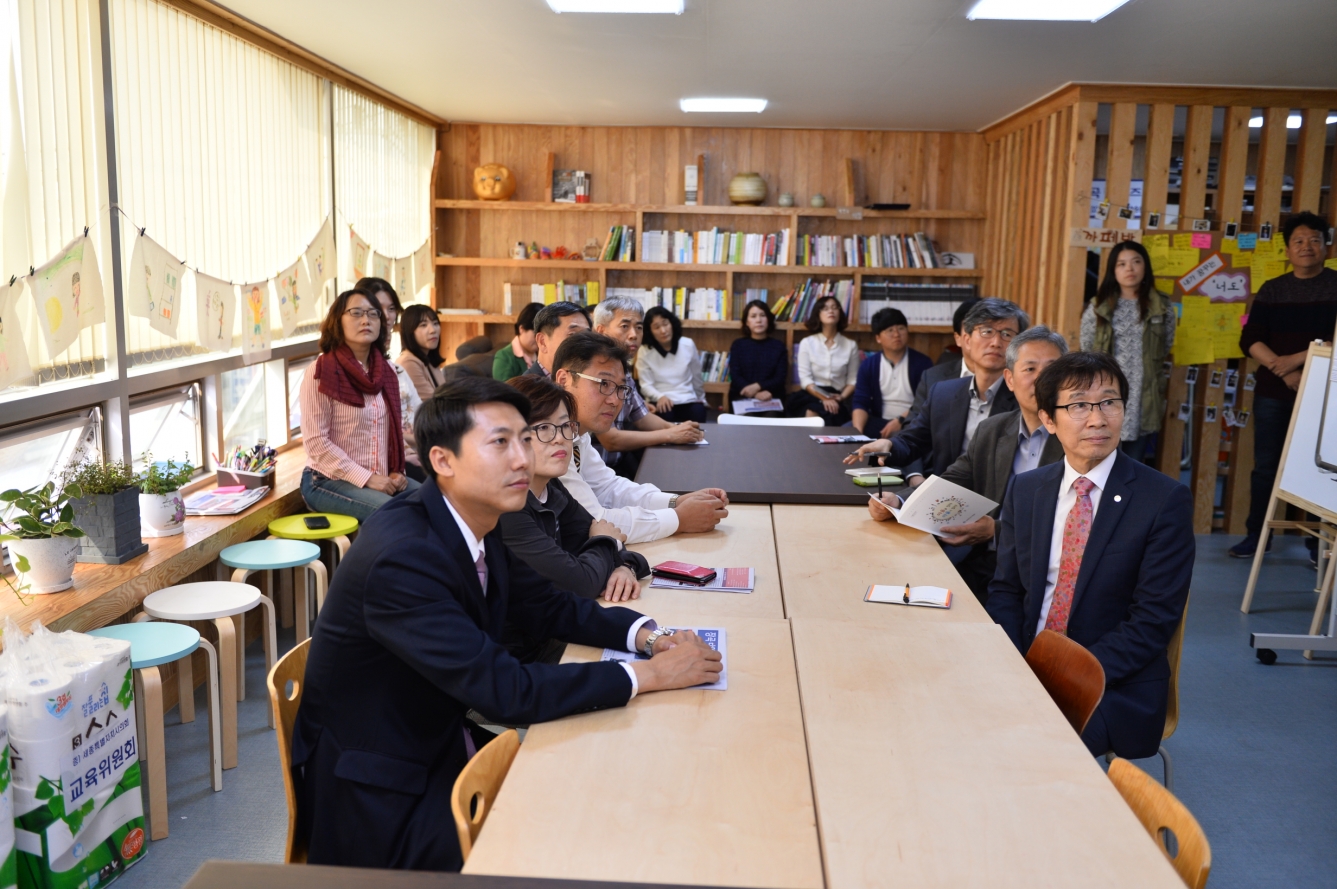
[601,226,635,261]
[857,282,977,325]
[700,350,730,383]
[640,228,791,266]
[604,286,732,321]
[505,281,601,311]
[769,279,855,323]
[797,232,942,268]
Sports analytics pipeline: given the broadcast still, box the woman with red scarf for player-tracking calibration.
[300,288,421,521]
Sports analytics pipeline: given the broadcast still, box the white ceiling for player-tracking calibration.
[222,0,1337,132]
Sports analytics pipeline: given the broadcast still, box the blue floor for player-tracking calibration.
[116,533,1336,889]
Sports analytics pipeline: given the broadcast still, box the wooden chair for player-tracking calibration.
[1108,757,1212,889]
[1025,629,1105,734]
[267,638,312,864]
[1158,595,1188,791]
[451,729,521,862]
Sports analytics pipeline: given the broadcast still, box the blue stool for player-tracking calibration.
[221,540,327,644]
[89,622,222,841]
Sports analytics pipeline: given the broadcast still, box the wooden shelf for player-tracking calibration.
[703,382,730,393]
[682,320,953,335]
[436,312,513,324]
[434,199,985,220]
[434,256,981,277]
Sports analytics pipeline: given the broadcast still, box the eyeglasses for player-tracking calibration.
[344,308,381,321]
[1055,398,1125,419]
[531,421,580,443]
[972,326,1017,341]
[571,371,632,401]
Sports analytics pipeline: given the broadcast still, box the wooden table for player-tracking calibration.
[464,615,825,889]
[789,618,1183,889]
[772,504,988,624]
[622,504,783,620]
[636,424,897,506]
[183,860,728,889]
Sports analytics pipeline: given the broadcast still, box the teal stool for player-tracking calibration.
[89,622,222,841]
[221,540,327,644]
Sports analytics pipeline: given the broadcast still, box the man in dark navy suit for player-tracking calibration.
[291,376,721,871]
[986,351,1193,759]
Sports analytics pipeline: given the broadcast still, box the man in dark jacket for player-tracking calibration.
[292,376,720,871]
[851,307,933,439]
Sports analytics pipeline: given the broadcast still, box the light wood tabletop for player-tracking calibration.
[463,615,824,889]
[619,503,783,620]
[790,618,1183,889]
[772,504,989,624]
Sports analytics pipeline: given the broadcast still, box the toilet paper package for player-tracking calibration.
[0,704,16,889]
[2,620,145,889]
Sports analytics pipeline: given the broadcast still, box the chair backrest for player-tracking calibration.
[451,729,521,862]
[1163,593,1189,740]
[717,413,824,427]
[1025,629,1105,734]
[1108,757,1212,889]
[267,638,312,864]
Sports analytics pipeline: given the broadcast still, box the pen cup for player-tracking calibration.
[216,468,276,490]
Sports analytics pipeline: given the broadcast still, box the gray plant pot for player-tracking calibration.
[70,487,149,565]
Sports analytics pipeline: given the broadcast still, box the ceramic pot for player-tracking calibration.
[7,536,79,594]
[140,491,185,538]
[728,172,768,206]
[778,192,795,207]
[810,194,827,208]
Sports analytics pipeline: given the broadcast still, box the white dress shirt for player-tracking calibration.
[878,353,915,420]
[797,333,860,391]
[561,432,679,543]
[442,492,649,696]
[636,338,706,405]
[1036,449,1120,634]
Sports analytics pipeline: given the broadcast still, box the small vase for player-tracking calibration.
[778,193,794,207]
[7,536,79,594]
[140,491,186,538]
[810,194,827,208]
[728,172,768,206]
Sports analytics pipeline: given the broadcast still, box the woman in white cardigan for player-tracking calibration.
[636,306,707,423]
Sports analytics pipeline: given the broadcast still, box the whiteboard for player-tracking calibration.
[1317,354,1337,471]
[1278,350,1337,518]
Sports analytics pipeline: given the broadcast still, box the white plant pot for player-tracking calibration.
[140,491,185,537]
[7,535,79,594]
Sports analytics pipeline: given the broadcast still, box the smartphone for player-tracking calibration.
[651,561,717,585]
[303,515,331,530]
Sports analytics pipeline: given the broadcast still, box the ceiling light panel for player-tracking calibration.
[680,98,767,113]
[547,0,684,12]
[966,0,1132,22]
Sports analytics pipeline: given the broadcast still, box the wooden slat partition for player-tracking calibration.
[1254,108,1290,229]
[1292,108,1329,215]
[1141,103,1175,226]
[1179,105,1214,229]
[1055,102,1099,345]
[1216,106,1252,225]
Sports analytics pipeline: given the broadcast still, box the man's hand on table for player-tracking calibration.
[939,515,995,547]
[664,422,705,444]
[601,566,641,602]
[629,630,722,692]
[674,494,728,532]
[868,493,900,522]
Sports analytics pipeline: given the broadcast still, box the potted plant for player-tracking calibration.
[0,482,87,596]
[63,459,149,564]
[135,456,195,538]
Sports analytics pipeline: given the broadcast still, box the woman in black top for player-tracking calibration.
[499,375,650,600]
[728,299,788,412]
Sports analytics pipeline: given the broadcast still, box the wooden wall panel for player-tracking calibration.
[1292,107,1330,215]
[1254,108,1290,228]
[1215,106,1252,226]
[1179,105,1214,227]
[1054,101,1099,345]
[1141,104,1175,225]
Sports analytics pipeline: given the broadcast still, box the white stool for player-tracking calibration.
[142,581,277,770]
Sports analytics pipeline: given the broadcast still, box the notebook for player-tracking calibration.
[864,584,953,609]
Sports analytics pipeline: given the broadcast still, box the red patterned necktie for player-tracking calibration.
[1045,477,1096,635]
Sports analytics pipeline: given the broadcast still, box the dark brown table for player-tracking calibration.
[181,861,755,889]
[633,423,909,506]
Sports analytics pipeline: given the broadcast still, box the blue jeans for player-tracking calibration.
[301,467,421,524]
[1245,396,1293,538]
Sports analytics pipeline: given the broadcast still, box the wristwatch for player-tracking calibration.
[668,494,679,509]
[643,626,675,658]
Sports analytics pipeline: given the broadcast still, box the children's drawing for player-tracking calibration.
[194,273,237,353]
[241,280,273,363]
[371,251,391,283]
[350,229,371,281]
[394,255,414,301]
[29,236,104,357]
[0,282,32,389]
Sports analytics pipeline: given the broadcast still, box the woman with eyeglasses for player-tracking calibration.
[299,288,421,522]
[498,376,650,616]
[636,306,708,423]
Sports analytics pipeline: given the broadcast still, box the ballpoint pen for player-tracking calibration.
[903,583,911,604]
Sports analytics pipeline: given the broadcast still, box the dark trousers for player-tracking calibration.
[664,402,707,424]
[1245,396,1294,538]
[787,389,851,426]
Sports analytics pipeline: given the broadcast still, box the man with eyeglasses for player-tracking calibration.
[848,298,1026,485]
[550,331,728,543]
[986,351,1194,762]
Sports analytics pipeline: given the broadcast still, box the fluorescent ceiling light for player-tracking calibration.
[547,0,683,12]
[966,0,1131,22]
[1249,114,1337,128]
[680,97,767,113]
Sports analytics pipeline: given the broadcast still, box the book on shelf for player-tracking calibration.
[857,281,977,326]
[601,225,635,262]
[684,164,699,205]
[700,350,730,383]
[638,228,789,266]
[605,286,731,321]
[552,169,579,203]
[522,281,601,307]
[797,231,941,269]
[769,278,854,323]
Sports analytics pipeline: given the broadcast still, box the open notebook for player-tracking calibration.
[864,584,953,609]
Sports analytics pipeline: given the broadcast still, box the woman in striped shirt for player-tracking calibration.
[300,287,421,521]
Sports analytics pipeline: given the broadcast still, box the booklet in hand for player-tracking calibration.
[864,584,952,609]
[732,398,783,415]
[888,474,998,538]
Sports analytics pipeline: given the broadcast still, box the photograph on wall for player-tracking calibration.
[394,254,414,302]
[350,229,371,281]
[276,257,312,337]
[371,251,392,282]
[194,272,237,353]
[306,215,337,304]
[240,279,273,363]
[126,233,186,338]
[28,236,105,357]
[413,240,432,299]
[0,281,32,389]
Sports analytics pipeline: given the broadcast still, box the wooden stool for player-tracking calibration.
[221,540,327,643]
[267,513,357,567]
[87,622,222,841]
[142,581,276,769]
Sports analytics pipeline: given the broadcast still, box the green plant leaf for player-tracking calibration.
[34,779,54,800]
[0,491,19,503]
[15,517,42,533]
[13,555,29,572]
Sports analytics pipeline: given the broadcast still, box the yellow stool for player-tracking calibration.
[268,513,357,565]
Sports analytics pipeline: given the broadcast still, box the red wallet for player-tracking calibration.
[651,561,717,585]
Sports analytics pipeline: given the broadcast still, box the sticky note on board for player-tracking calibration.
[1209,303,1246,359]
[1237,232,1258,250]
[1326,258,1337,271]
[1174,326,1214,365]
[1231,250,1254,268]
[1172,233,1195,249]
[1155,277,1178,295]
[1220,238,1238,254]
[1162,247,1201,277]
[1190,232,1212,249]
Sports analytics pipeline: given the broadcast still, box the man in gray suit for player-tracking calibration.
[870,325,1069,602]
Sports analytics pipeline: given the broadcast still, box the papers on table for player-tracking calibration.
[184,486,269,516]
[888,474,998,538]
[865,584,953,609]
[650,567,755,593]
[732,398,783,415]
[601,627,728,690]
[810,434,872,444]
